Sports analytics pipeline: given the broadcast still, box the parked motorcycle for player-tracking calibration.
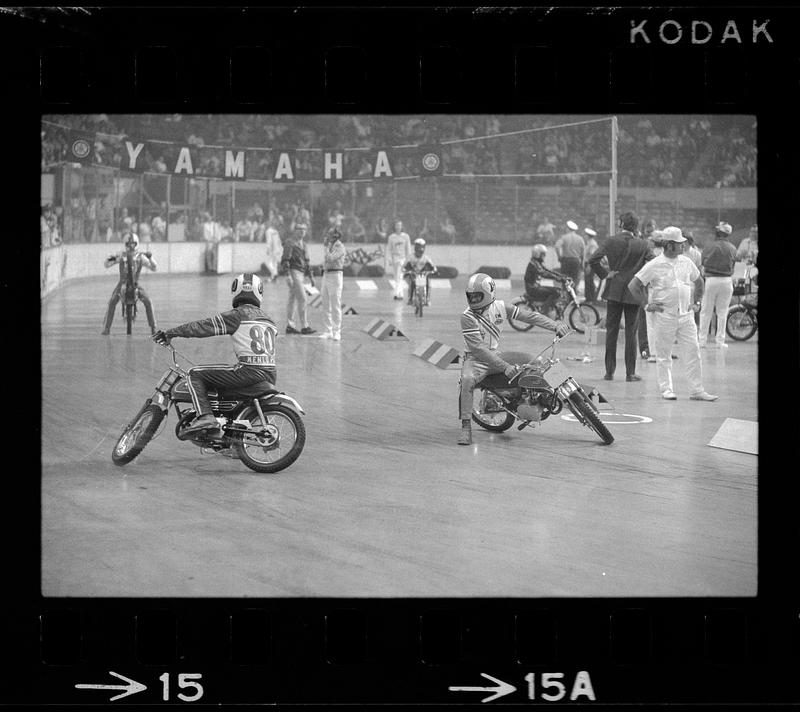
[508,278,600,334]
[112,343,306,473]
[470,333,614,444]
[726,272,758,342]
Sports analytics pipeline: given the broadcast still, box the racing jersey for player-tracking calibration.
[105,250,156,284]
[403,255,436,274]
[461,300,559,370]
[165,304,278,370]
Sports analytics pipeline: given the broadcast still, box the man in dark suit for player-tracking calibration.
[588,211,654,381]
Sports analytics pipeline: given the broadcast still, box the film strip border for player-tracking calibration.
[2,604,796,704]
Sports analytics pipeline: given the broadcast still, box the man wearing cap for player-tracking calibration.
[699,221,737,349]
[280,221,317,335]
[554,220,585,286]
[588,211,653,382]
[628,227,717,401]
[582,227,599,302]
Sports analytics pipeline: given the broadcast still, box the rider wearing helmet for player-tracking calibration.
[402,238,437,305]
[152,273,279,435]
[524,243,568,316]
[458,272,570,445]
[101,231,158,335]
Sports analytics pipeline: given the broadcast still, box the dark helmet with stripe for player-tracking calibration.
[231,273,263,308]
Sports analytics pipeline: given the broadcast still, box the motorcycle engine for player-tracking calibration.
[482,392,504,412]
[516,403,544,422]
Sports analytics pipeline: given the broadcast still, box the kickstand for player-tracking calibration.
[517,420,536,431]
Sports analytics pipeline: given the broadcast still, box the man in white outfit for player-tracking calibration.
[628,227,718,401]
[319,227,347,341]
[264,221,282,281]
[699,221,738,349]
[385,220,412,301]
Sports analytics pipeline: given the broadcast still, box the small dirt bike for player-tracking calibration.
[470,333,614,444]
[508,278,600,334]
[405,268,436,317]
[726,274,758,342]
[112,343,306,473]
[120,279,139,335]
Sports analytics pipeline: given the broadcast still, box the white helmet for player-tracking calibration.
[531,243,548,261]
[413,237,426,255]
[123,232,139,250]
[231,272,263,308]
[465,272,496,310]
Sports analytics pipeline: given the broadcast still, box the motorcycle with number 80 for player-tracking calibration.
[112,343,306,473]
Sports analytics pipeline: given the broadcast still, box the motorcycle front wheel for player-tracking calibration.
[567,302,600,334]
[414,287,424,317]
[235,404,306,473]
[112,401,166,465]
[726,305,758,341]
[471,389,516,432]
[567,391,614,444]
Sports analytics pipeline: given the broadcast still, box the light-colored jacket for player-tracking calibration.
[385,231,411,269]
[324,240,347,271]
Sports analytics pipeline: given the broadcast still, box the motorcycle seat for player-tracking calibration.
[209,382,278,399]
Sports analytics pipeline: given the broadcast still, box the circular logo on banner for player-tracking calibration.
[71,139,91,159]
[561,413,653,425]
[422,152,440,172]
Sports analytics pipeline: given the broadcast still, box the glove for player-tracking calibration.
[152,329,171,346]
[503,363,519,379]
[107,255,117,262]
[555,321,571,338]
[144,251,152,259]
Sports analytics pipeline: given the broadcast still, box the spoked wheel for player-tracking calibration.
[414,288,424,317]
[235,404,306,473]
[567,302,600,333]
[726,305,758,341]
[471,388,515,432]
[568,391,614,444]
[112,401,166,465]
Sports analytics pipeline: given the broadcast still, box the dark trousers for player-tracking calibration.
[636,306,649,353]
[104,283,156,331]
[186,364,276,416]
[528,286,560,315]
[584,267,597,303]
[559,256,581,284]
[604,300,641,377]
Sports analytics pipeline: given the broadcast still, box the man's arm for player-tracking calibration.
[627,276,648,305]
[504,302,569,335]
[141,253,157,271]
[165,309,242,340]
[588,242,610,279]
[104,253,119,268]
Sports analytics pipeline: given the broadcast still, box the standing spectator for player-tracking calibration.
[236,216,253,243]
[628,227,717,401]
[582,227,599,302]
[736,225,758,265]
[375,217,389,243]
[536,216,555,245]
[138,217,152,244]
[385,220,412,301]
[554,220,585,285]
[252,218,266,243]
[264,220,282,281]
[319,227,347,341]
[440,215,457,244]
[328,201,344,229]
[588,211,653,382]
[280,221,316,335]
[637,222,662,362]
[683,230,703,327]
[41,206,53,248]
[349,213,366,243]
[699,221,737,349]
[151,212,166,241]
[202,213,221,274]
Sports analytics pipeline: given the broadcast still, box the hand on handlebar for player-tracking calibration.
[152,329,171,346]
[504,363,520,379]
[555,321,571,338]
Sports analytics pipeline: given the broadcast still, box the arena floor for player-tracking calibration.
[41,273,758,598]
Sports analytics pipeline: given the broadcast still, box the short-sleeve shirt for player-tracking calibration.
[634,254,700,316]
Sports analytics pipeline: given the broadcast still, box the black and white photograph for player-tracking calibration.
[41,112,758,598]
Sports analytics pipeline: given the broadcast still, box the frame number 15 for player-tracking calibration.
[158,673,204,702]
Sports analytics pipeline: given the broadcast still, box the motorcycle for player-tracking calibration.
[508,277,600,334]
[470,332,614,444]
[112,343,307,473]
[120,279,139,335]
[404,268,436,317]
[726,270,758,342]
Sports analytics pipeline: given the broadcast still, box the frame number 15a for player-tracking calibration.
[158,673,204,702]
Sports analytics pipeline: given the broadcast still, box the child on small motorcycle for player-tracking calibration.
[402,238,437,305]
[458,272,570,445]
[524,243,569,316]
[152,273,279,437]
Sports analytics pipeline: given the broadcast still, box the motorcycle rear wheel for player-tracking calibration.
[471,389,516,432]
[567,302,600,334]
[112,402,165,465]
[726,304,757,341]
[568,391,614,444]
[235,404,306,473]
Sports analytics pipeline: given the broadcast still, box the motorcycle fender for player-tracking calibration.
[262,393,306,415]
[150,391,170,411]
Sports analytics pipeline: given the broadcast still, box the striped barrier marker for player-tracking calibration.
[356,279,379,290]
[413,338,462,369]
[494,278,512,291]
[429,279,452,290]
[363,318,408,341]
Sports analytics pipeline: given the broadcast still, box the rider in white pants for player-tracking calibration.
[629,227,718,401]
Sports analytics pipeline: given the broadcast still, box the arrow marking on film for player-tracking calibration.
[449,672,516,703]
[75,670,147,701]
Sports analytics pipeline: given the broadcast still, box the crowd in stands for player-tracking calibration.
[42,114,757,188]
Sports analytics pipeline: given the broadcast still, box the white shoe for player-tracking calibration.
[716,342,729,349]
[647,355,657,363]
[661,390,677,400]
[318,332,334,339]
[690,391,719,401]
[333,333,341,341]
